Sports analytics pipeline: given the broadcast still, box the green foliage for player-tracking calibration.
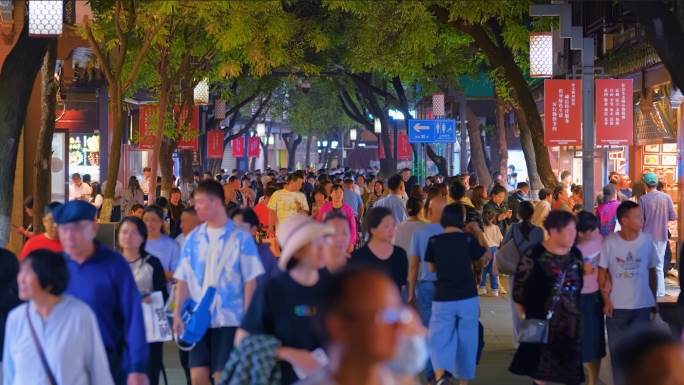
[283,78,352,137]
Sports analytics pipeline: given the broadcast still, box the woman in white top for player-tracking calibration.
[479,210,504,296]
[2,249,113,385]
[393,198,427,254]
[89,182,104,210]
[122,176,145,216]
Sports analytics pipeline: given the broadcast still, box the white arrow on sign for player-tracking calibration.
[413,123,430,132]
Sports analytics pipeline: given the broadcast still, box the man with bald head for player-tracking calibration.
[297,268,419,385]
[406,196,447,382]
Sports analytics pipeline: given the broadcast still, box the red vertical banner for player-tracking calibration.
[138,105,156,149]
[232,136,245,158]
[174,105,199,150]
[397,134,411,160]
[207,131,223,159]
[248,137,260,157]
[379,135,394,159]
[544,80,582,146]
[596,79,633,146]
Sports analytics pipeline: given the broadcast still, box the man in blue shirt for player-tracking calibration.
[342,178,364,220]
[174,180,264,385]
[373,174,408,224]
[54,200,148,385]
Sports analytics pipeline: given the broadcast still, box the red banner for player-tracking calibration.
[232,136,245,158]
[596,79,633,146]
[174,106,199,150]
[379,135,411,161]
[544,80,582,146]
[398,134,411,160]
[248,137,260,157]
[138,105,156,149]
[207,131,223,159]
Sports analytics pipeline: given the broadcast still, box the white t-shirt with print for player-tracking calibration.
[599,231,658,310]
[267,189,309,224]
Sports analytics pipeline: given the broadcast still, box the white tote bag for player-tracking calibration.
[143,291,173,343]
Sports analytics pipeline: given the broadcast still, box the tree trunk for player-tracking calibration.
[0,21,50,246]
[33,39,58,234]
[305,136,312,167]
[621,1,684,91]
[511,89,543,190]
[429,7,552,188]
[495,94,508,179]
[148,84,169,206]
[100,91,123,222]
[285,134,302,170]
[158,141,175,199]
[425,145,449,177]
[178,149,194,202]
[466,105,492,188]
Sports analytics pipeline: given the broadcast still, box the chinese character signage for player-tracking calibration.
[596,79,633,146]
[544,80,582,146]
[232,135,245,158]
[379,135,411,160]
[138,105,156,149]
[174,106,199,151]
[207,131,223,159]
[397,134,411,160]
[248,137,260,157]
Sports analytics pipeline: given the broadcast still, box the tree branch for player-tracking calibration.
[346,72,397,101]
[224,94,272,144]
[81,15,115,86]
[123,13,169,92]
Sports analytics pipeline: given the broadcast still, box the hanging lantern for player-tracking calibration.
[349,128,357,141]
[529,32,553,78]
[256,123,266,137]
[432,93,445,117]
[374,117,381,134]
[29,1,63,37]
[194,78,209,105]
[214,99,226,120]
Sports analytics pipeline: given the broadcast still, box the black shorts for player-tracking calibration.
[188,327,237,373]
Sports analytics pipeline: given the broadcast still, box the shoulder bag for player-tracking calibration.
[493,225,523,275]
[517,268,567,344]
[27,306,58,385]
[177,229,239,348]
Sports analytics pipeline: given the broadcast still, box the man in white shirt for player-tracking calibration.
[140,167,151,203]
[599,200,658,385]
[68,173,92,201]
[101,179,124,222]
[266,173,309,236]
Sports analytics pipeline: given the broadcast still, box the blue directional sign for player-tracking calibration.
[407,119,457,143]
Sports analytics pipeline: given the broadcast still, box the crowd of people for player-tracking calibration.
[1,163,683,385]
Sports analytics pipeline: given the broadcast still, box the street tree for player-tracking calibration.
[79,0,169,221]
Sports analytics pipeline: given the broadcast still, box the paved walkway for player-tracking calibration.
[159,276,682,385]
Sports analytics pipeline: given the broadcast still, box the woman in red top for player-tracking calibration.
[552,186,573,212]
[19,202,63,260]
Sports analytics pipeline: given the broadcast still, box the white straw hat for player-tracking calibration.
[276,214,335,271]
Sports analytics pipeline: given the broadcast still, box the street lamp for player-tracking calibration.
[374,117,381,134]
[301,79,311,94]
[256,123,266,137]
[194,78,209,105]
[349,128,357,141]
[432,93,445,117]
[529,32,554,78]
[29,0,63,37]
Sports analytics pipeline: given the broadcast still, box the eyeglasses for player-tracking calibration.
[311,236,332,246]
[376,306,414,325]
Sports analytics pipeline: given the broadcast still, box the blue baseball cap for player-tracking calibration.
[642,172,658,187]
[52,200,97,224]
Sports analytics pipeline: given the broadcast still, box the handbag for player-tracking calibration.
[517,269,568,344]
[494,226,524,275]
[178,230,239,346]
[27,306,58,385]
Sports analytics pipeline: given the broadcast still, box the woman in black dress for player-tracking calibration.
[509,210,584,385]
[351,207,408,291]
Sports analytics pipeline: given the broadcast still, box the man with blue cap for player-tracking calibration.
[53,200,149,385]
[638,172,677,297]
